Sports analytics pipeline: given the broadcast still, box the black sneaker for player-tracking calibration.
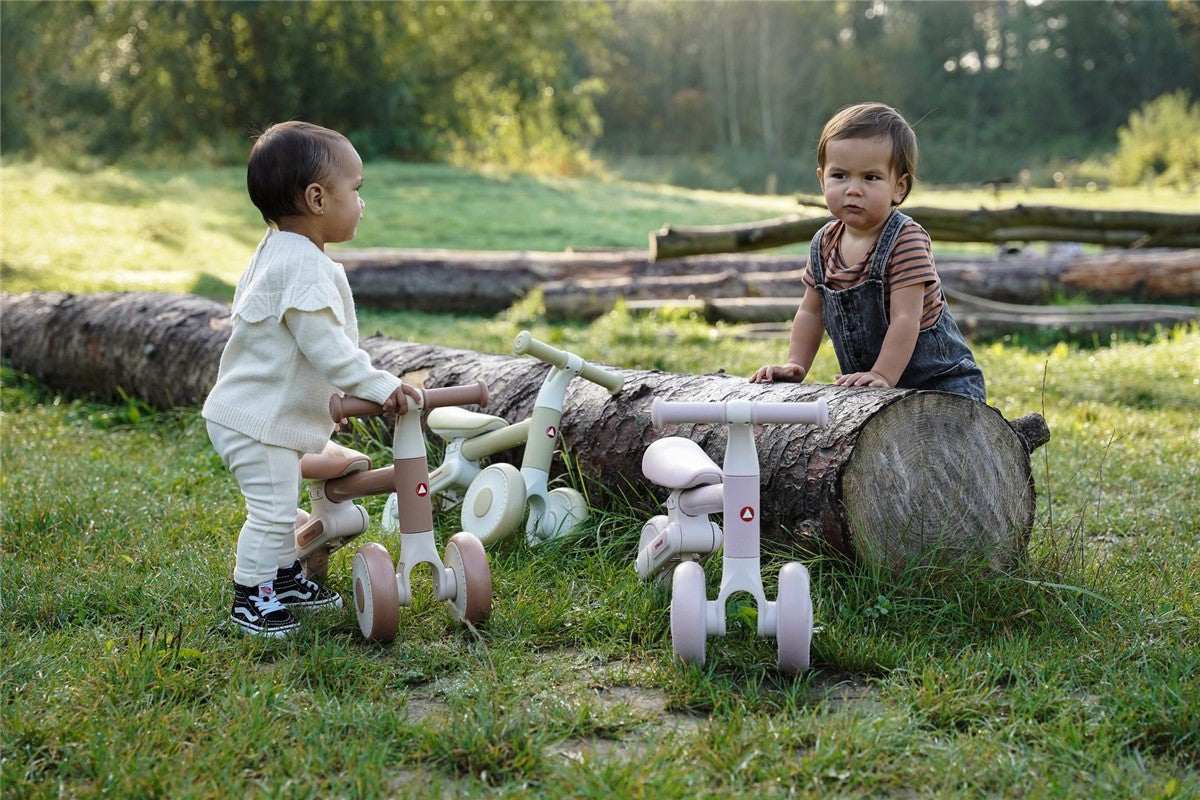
[274,560,343,610]
[230,580,299,638]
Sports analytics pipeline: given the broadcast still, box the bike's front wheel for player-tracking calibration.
[461,463,526,546]
[351,543,399,642]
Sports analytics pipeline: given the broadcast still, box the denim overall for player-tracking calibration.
[809,209,986,402]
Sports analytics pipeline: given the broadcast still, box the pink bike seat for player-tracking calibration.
[641,437,722,490]
[301,440,372,481]
[427,407,509,440]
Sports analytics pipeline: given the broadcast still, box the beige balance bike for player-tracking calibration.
[382,331,625,547]
[300,381,494,641]
[640,396,828,673]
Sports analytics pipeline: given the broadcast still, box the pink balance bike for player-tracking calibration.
[394,331,624,547]
[639,396,828,673]
[302,381,494,641]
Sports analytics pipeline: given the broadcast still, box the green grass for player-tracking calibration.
[2,159,1198,797]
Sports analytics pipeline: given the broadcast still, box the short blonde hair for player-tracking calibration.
[818,102,918,202]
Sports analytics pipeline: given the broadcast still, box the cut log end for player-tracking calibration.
[839,393,1036,574]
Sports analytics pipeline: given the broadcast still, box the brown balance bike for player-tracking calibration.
[318,381,494,641]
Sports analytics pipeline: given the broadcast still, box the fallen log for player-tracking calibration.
[677,294,1200,337]
[540,249,1200,319]
[336,247,804,314]
[1,290,1048,574]
[652,204,1200,260]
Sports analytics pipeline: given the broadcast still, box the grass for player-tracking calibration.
[2,158,1199,797]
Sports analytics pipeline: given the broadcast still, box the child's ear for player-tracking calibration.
[302,182,325,215]
[892,174,911,205]
[816,167,825,191]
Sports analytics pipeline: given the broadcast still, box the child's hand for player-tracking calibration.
[382,382,422,416]
[750,363,807,383]
[834,371,892,388]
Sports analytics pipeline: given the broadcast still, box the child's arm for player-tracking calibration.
[750,288,824,383]
[284,308,405,404]
[833,283,923,388]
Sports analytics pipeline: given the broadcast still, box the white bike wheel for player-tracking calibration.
[776,562,813,674]
[352,543,399,642]
[444,532,492,623]
[670,561,708,667]
[461,463,526,546]
[528,487,589,543]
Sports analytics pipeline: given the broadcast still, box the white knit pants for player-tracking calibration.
[207,421,302,586]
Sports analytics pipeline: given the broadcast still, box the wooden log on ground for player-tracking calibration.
[541,269,809,320]
[541,249,1200,319]
[336,247,804,314]
[0,290,1048,574]
[681,294,1200,338]
[652,204,1200,260]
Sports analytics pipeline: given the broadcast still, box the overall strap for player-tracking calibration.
[867,209,912,280]
[807,220,839,286]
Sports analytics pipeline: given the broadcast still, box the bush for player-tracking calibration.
[1111,91,1200,188]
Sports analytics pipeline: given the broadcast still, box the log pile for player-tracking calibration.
[1,290,1049,575]
[651,200,1200,260]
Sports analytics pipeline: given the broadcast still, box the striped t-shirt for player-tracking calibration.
[803,220,944,329]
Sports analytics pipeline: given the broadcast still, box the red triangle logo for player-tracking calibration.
[546,425,557,439]
[740,506,755,522]
[416,483,428,497]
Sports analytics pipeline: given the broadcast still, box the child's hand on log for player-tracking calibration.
[750,363,807,384]
[834,371,892,388]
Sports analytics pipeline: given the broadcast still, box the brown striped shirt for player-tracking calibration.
[803,220,944,329]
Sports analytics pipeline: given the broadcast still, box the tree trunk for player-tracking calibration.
[1,290,1048,574]
[539,249,1200,319]
[652,205,1200,260]
[335,248,804,314]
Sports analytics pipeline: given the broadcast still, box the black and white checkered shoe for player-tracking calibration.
[230,580,299,638]
[273,560,343,610]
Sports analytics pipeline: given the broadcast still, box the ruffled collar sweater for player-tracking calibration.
[202,229,401,453]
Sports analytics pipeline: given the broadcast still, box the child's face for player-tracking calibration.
[319,141,366,245]
[817,136,910,235]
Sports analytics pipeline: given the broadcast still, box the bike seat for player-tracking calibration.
[427,407,510,440]
[301,440,372,481]
[641,437,722,490]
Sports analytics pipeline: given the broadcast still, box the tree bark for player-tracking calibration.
[1,290,1048,574]
[652,204,1200,260]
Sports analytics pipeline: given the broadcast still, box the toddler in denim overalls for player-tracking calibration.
[751,102,985,402]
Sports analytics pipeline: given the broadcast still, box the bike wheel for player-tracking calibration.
[461,463,526,546]
[444,532,492,623]
[529,486,589,543]
[351,543,399,642]
[776,562,813,674]
[670,561,708,667]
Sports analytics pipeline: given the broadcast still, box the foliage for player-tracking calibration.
[0,1,609,173]
[2,1,1198,188]
[1111,90,1200,188]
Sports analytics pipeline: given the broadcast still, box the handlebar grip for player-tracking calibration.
[329,394,384,420]
[651,397,829,427]
[651,398,729,426]
[328,380,489,422]
[514,331,625,395]
[750,398,828,426]
[421,379,489,410]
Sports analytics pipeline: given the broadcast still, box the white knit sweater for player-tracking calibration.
[202,230,402,453]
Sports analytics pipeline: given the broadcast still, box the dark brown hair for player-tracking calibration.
[817,102,918,202]
[246,121,348,225]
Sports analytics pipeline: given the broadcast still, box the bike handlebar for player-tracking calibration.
[513,330,625,395]
[651,397,828,428]
[329,380,489,421]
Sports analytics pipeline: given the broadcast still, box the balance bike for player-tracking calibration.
[386,331,625,547]
[314,381,494,641]
[642,396,828,673]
